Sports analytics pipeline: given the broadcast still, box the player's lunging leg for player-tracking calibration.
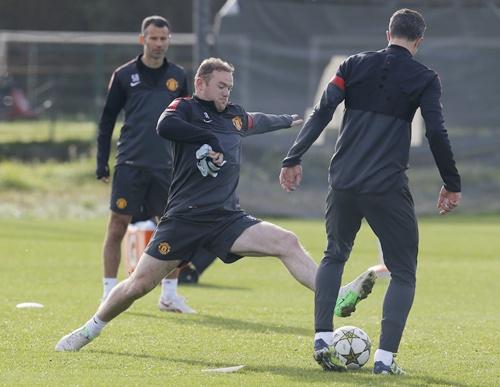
[55,254,180,352]
[230,221,375,303]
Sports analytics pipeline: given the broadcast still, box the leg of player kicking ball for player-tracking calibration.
[230,222,375,301]
[230,221,317,290]
[55,254,180,352]
[230,221,374,372]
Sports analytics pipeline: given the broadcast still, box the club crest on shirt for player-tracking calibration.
[116,198,128,209]
[166,78,179,92]
[232,116,243,131]
[158,242,171,255]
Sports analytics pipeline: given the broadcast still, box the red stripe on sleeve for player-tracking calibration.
[329,75,345,91]
[166,98,181,112]
[247,113,254,129]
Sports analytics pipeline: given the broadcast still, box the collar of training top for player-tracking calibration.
[136,54,169,71]
[386,44,412,57]
[193,95,228,113]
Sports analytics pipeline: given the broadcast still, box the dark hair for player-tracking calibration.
[195,57,234,83]
[141,15,171,34]
[389,9,426,41]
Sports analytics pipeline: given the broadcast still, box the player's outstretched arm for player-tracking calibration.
[243,112,302,136]
[282,80,344,169]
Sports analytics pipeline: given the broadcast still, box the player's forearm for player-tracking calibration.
[282,108,333,167]
[283,84,343,166]
[425,128,461,192]
[420,82,461,192]
[157,115,223,152]
[96,119,116,174]
[244,113,293,135]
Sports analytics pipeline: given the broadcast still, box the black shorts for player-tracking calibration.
[145,211,261,264]
[110,165,171,217]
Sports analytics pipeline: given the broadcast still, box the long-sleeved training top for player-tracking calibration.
[157,95,294,217]
[283,44,461,194]
[96,55,188,178]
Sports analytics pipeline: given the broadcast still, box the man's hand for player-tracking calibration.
[196,144,225,178]
[96,164,110,183]
[437,186,461,215]
[290,114,303,128]
[279,165,302,192]
[208,151,225,167]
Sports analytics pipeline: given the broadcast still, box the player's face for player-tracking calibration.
[141,25,170,61]
[203,70,233,111]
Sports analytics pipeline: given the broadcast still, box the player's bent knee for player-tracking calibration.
[277,230,300,256]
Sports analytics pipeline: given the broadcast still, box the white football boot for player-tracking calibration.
[158,295,196,314]
[55,326,96,352]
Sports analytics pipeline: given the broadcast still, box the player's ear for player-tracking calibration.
[139,34,145,45]
[195,77,204,92]
[415,37,423,49]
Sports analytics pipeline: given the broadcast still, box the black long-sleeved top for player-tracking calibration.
[96,55,188,178]
[283,44,461,193]
[156,95,293,216]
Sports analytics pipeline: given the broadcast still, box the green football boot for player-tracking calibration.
[335,270,376,317]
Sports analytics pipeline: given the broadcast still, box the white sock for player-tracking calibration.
[84,315,107,338]
[161,278,178,300]
[102,277,117,300]
[314,332,334,346]
[374,349,394,365]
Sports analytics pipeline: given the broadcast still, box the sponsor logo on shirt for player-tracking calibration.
[158,242,171,255]
[232,116,243,131]
[166,78,179,92]
[203,112,212,123]
[130,73,141,87]
[116,198,128,209]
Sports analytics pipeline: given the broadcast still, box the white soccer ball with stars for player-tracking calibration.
[332,325,371,369]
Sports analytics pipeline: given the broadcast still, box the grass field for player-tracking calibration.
[0,121,96,143]
[1,216,499,386]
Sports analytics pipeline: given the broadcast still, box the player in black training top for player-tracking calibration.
[55,58,372,353]
[280,9,462,374]
[96,15,197,313]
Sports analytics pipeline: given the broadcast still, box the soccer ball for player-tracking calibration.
[332,325,371,369]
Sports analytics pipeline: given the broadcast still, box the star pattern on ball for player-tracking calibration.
[340,328,358,343]
[344,347,363,366]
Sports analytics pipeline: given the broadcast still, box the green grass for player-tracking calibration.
[0,120,119,219]
[1,216,499,386]
[0,120,97,143]
[0,160,109,219]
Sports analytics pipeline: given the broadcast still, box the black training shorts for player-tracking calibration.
[145,211,261,263]
[110,165,171,217]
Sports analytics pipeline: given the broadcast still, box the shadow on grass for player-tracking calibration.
[125,311,310,336]
[90,349,467,386]
[179,282,250,291]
